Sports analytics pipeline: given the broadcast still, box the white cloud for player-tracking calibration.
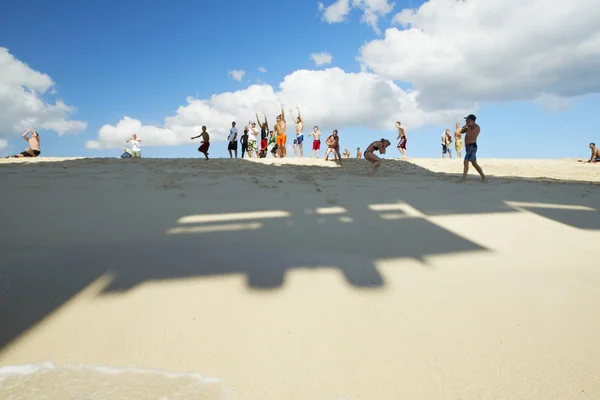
[0,48,87,141]
[86,67,467,149]
[257,66,267,73]
[359,0,600,109]
[0,138,7,149]
[310,52,334,66]
[318,0,351,23]
[318,0,395,34]
[229,70,246,81]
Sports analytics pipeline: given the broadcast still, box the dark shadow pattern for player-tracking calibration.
[1,157,599,353]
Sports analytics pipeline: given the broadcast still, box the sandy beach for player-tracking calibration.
[1,156,599,399]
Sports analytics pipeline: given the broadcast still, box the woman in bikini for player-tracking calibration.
[364,138,391,176]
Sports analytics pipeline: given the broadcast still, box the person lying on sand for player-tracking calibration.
[585,143,600,163]
[364,139,391,176]
[324,130,341,161]
[12,129,41,158]
[191,126,210,160]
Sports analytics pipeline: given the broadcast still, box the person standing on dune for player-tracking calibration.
[309,126,321,158]
[289,106,304,157]
[191,126,210,160]
[227,121,238,158]
[458,114,487,183]
[396,121,407,159]
[454,122,464,158]
[274,107,287,158]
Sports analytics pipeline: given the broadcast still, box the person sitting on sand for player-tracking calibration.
[324,130,341,161]
[585,143,600,163]
[364,139,391,176]
[356,147,362,159]
[343,148,350,158]
[125,134,142,158]
[191,126,210,160]
[458,114,487,183]
[12,129,41,157]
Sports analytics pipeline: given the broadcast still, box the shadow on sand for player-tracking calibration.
[1,157,599,353]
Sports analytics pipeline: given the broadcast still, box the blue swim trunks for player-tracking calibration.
[465,143,478,161]
[294,134,304,145]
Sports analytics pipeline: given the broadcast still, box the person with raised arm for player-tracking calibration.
[274,106,287,158]
[364,139,391,176]
[11,129,41,158]
[458,114,487,183]
[289,106,304,157]
[191,126,210,160]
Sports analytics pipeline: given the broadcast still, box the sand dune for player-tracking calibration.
[1,157,599,399]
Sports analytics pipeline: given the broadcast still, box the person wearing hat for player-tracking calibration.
[458,114,487,183]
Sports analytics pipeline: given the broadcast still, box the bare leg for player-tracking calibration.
[458,160,469,183]
[228,150,232,158]
[472,161,487,182]
[401,149,406,159]
[299,144,303,157]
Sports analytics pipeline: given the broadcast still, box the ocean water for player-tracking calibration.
[0,362,228,400]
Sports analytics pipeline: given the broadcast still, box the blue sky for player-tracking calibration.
[1,0,598,159]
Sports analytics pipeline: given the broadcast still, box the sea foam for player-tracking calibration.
[0,361,228,400]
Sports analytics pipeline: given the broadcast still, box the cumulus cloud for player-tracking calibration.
[318,0,351,23]
[359,0,600,109]
[318,0,395,34]
[86,67,467,149]
[310,52,334,66]
[257,66,267,73]
[0,47,87,141]
[229,70,246,81]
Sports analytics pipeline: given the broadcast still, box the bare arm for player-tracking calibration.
[289,109,297,124]
[280,107,285,122]
[22,129,31,138]
[256,113,263,127]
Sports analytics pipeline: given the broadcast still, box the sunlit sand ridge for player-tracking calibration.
[1,157,599,400]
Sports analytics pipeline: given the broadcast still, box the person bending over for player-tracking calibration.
[364,139,391,176]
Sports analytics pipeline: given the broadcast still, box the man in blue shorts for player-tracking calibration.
[458,114,487,183]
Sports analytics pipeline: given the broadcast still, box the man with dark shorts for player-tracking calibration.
[191,126,210,160]
[12,129,41,157]
[458,114,486,183]
[227,121,238,158]
[585,143,600,163]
